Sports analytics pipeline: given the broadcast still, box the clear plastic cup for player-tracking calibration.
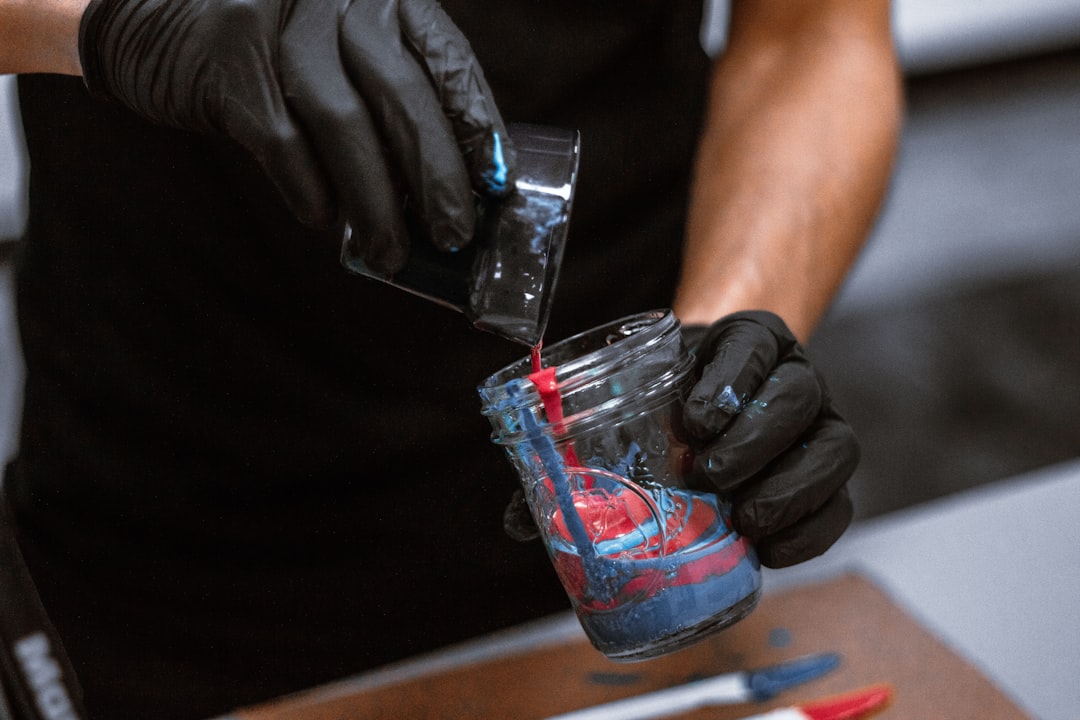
[342,123,580,347]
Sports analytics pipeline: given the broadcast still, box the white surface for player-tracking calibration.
[703,0,1080,68]
[765,458,1080,720]
[0,76,27,241]
[893,0,1080,73]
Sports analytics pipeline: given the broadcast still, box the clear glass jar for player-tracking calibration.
[478,310,761,661]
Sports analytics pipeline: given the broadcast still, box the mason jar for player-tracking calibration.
[478,310,761,660]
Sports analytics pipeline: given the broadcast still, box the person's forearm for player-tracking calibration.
[672,0,903,342]
[0,0,89,75]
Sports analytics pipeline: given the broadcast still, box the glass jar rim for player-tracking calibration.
[477,309,695,444]
[479,309,678,401]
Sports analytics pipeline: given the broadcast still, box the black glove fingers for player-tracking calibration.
[278,17,410,270]
[212,60,333,228]
[247,118,339,230]
[684,318,781,437]
[397,0,516,197]
[211,11,337,229]
[81,0,492,253]
[335,131,413,275]
[79,0,135,102]
[753,486,854,568]
[693,357,822,491]
[340,0,476,253]
[731,408,860,539]
[725,310,801,353]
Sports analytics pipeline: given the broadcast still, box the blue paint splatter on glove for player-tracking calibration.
[482,131,509,194]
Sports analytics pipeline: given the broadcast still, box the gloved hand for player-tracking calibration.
[79,0,515,274]
[681,310,858,568]
[503,310,858,565]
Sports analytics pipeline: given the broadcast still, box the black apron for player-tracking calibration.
[11,2,710,717]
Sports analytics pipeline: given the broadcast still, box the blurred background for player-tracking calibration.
[2,0,1080,519]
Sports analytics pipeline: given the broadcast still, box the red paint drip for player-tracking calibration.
[530,342,543,374]
[800,684,893,720]
[530,366,566,430]
[528,342,580,466]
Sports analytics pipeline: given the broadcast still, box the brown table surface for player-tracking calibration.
[231,573,1028,720]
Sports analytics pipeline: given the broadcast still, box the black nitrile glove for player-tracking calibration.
[681,311,858,568]
[79,0,515,274]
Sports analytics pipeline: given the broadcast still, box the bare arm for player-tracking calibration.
[0,0,88,75]
[672,0,903,341]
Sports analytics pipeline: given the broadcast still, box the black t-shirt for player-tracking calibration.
[11,2,710,717]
